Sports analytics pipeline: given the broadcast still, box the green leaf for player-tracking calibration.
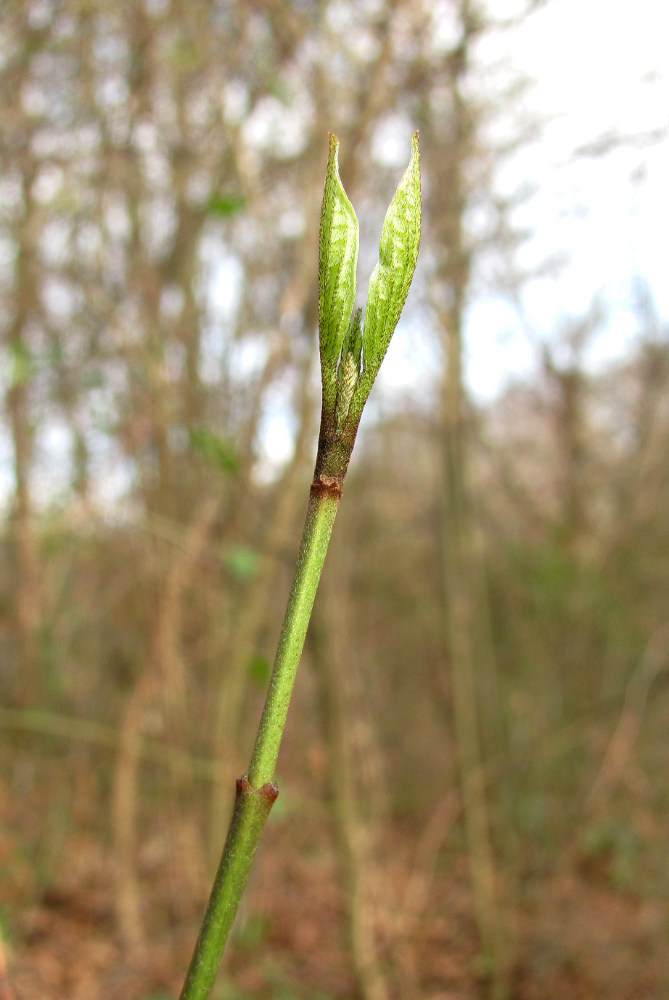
[223,545,260,581]
[82,368,106,390]
[335,307,362,432]
[247,653,271,686]
[359,131,421,393]
[318,133,359,416]
[207,192,246,217]
[9,340,33,387]
[189,426,239,473]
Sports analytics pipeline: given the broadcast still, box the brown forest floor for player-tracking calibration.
[2,810,667,1000]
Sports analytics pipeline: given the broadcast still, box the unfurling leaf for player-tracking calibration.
[318,134,359,416]
[335,308,362,432]
[315,131,421,466]
[359,131,421,395]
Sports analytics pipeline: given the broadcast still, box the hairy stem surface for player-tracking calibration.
[249,480,341,785]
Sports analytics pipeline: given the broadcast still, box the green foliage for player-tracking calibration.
[232,912,271,950]
[223,545,260,581]
[82,368,106,390]
[581,818,642,890]
[9,339,33,386]
[189,426,239,473]
[207,192,246,217]
[247,652,271,686]
[0,905,14,946]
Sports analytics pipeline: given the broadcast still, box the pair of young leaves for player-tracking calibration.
[318,132,421,438]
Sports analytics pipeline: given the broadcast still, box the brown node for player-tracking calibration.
[235,774,280,805]
[235,774,251,798]
[262,781,280,805]
[310,474,343,497]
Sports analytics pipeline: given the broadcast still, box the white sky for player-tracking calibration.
[460,0,669,398]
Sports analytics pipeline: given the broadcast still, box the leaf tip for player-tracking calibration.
[328,132,339,164]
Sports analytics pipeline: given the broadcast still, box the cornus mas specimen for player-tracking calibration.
[179,132,421,1000]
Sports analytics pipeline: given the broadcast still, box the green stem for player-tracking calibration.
[179,475,342,1000]
[178,776,278,1000]
[249,480,341,786]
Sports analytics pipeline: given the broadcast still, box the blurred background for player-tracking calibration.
[1,1,669,998]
